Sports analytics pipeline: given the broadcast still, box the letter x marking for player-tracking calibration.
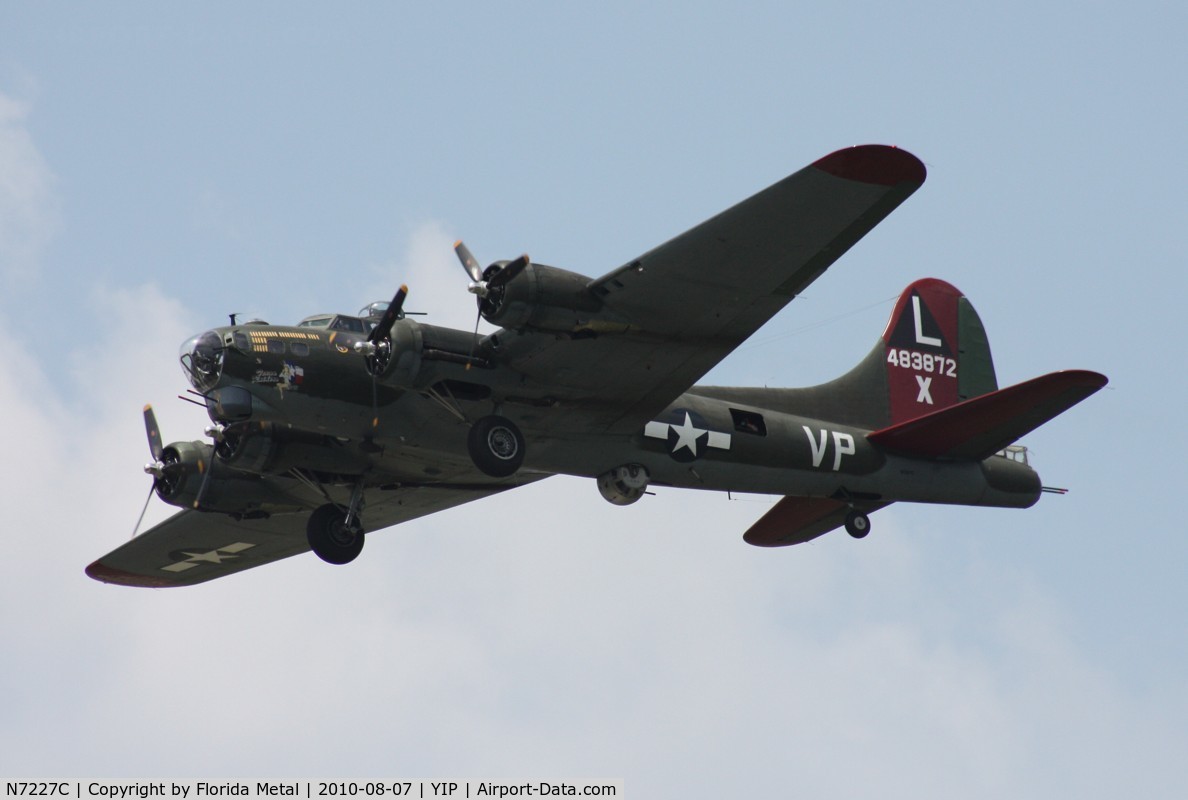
[916,375,934,404]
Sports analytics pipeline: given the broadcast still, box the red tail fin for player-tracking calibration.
[881,278,998,425]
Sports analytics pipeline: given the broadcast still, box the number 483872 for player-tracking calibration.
[887,349,956,377]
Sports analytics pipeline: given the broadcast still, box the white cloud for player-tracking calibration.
[0,90,58,283]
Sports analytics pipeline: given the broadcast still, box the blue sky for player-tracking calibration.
[2,3,1186,796]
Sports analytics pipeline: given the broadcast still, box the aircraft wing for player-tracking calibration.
[86,478,543,588]
[500,145,926,434]
[742,496,890,547]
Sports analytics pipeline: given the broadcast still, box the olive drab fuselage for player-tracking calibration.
[179,311,1042,517]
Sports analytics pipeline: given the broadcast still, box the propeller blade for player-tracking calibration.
[144,404,164,462]
[464,305,483,371]
[367,284,409,343]
[453,242,528,310]
[487,254,530,290]
[192,450,214,510]
[454,240,483,283]
[131,484,154,539]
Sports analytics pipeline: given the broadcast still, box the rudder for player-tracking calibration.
[881,278,997,425]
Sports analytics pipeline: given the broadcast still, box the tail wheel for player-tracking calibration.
[307,503,366,565]
[845,510,871,539]
[468,415,525,477]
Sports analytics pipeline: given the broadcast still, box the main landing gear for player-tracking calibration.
[844,509,871,539]
[307,504,365,564]
[468,414,525,478]
[307,482,367,564]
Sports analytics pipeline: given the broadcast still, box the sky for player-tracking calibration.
[2,2,1186,796]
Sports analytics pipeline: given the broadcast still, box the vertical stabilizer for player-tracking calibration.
[692,278,1001,431]
[881,278,997,425]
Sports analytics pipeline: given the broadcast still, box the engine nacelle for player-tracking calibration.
[217,422,371,477]
[152,440,210,506]
[153,440,295,514]
[374,316,423,384]
[597,464,650,506]
[482,262,614,332]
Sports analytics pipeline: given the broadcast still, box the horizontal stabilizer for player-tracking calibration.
[744,496,888,547]
[867,369,1108,461]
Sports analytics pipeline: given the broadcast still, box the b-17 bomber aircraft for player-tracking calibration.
[86,145,1107,588]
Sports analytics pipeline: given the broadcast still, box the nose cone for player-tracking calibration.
[180,330,224,391]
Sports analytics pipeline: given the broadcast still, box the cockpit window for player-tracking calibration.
[298,313,374,333]
[330,316,365,333]
[995,445,1029,465]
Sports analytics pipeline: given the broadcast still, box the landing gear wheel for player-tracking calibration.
[306,503,366,565]
[468,415,525,478]
[845,510,871,539]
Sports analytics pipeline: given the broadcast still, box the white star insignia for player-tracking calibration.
[669,412,707,456]
[643,411,732,461]
[160,542,256,573]
[183,550,224,564]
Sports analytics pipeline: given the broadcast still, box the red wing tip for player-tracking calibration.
[742,533,786,548]
[813,145,926,187]
[1059,369,1109,389]
[86,561,173,588]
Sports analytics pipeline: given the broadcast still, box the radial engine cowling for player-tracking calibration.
[152,440,287,514]
[481,262,614,332]
[597,464,650,506]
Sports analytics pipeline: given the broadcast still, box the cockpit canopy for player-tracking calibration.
[358,301,393,320]
[296,313,372,334]
[294,301,401,334]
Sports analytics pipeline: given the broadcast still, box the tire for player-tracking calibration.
[468,415,525,478]
[844,510,871,539]
[306,503,366,565]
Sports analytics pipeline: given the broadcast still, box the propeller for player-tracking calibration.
[453,242,529,369]
[352,284,409,436]
[144,404,164,464]
[453,241,530,301]
[134,404,168,538]
[192,449,214,510]
[355,284,408,366]
[138,403,219,527]
[367,284,409,345]
[455,240,483,284]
